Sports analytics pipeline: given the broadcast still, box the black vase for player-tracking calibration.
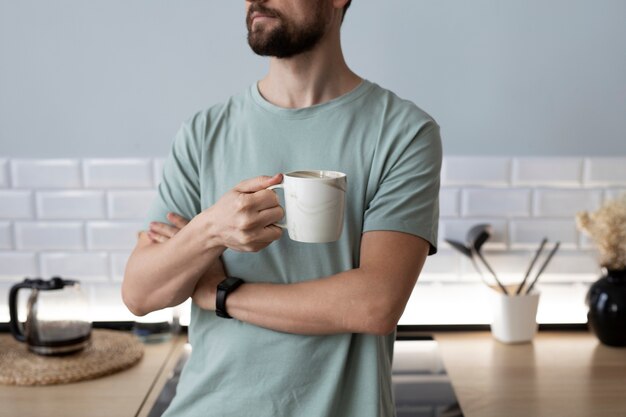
[586,269,626,347]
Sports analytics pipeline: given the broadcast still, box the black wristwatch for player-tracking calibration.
[216,277,244,319]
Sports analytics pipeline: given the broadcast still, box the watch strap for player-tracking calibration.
[216,277,244,319]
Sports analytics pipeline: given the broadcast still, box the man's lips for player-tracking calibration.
[251,12,276,23]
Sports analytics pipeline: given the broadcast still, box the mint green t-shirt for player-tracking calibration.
[144,80,442,417]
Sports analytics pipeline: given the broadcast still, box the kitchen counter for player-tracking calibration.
[1,331,625,417]
[434,331,626,417]
[0,333,186,417]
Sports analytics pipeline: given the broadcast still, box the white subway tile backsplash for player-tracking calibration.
[512,157,582,186]
[538,250,600,278]
[460,249,597,286]
[442,157,510,186]
[15,222,84,250]
[440,218,508,249]
[439,188,459,217]
[460,250,531,286]
[0,159,9,188]
[83,282,134,321]
[86,221,143,250]
[40,253,110,282]
[583,158,626,186]
[605,188,626,201]
[0,252,38,280]
[461,188,531,218]
[579,233,595,250]
[0,190,34,219]
[153,158,166,186]
[509,219,578,249]
[36,191,106,219]
[0,222,12,250]
[419,250,461,282]
[107,190,157,219]
[533,189,603,218]
[11,159,82,189]
[0,156,616,325]
[111,251,131,282]
[533,283,590,324]
[401,282,492,324]
[83,159,153,189]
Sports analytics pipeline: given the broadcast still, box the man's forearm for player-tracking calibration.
[225,267,413,336]
[220,232,430,336]
[123,220,224,316]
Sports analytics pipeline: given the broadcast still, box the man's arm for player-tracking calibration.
[212,230,429,336]
[122,175,284,316]
[122,226,224,317]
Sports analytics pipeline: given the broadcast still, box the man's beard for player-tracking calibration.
[246,3,327,59]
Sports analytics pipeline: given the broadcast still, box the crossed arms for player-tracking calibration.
[122,175,430,336]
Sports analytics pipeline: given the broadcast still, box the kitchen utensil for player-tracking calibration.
[444,238,472,258]
[467,224,509,295]
[515,237,548,295]
[524,242,561,295]
[444,238,491,287]
[9,277,92,355]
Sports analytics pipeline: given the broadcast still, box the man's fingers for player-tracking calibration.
[247,189,282,211]
[147,230,167,243]
[234,174,282,193]
[167,212,190,228]
[149,221,179,238]
[257,225,283,243]
[255,206,285,228]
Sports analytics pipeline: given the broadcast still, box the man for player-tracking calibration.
[122,1,441,416]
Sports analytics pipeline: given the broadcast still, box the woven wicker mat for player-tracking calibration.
[0,329,144,386]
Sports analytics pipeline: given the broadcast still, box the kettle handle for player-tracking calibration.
[9,280,31,342]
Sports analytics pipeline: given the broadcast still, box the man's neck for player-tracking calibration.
[257,29,362,109]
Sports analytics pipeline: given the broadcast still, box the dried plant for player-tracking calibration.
[576,193,626,271]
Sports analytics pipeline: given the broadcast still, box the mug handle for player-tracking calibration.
[267,184,287,229]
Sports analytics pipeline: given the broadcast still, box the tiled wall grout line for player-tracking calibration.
[35,251,42,278]
[7,160,13,189]
[105,190,112,219]
[82,220,89,251]
[505,157,512,186]
[79,159,86,188]
[10,220,17,252]
[577,158,584,186]
[580,158,591,188]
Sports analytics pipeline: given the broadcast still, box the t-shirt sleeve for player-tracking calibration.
[141,121,202,231]
[362,122,442,255]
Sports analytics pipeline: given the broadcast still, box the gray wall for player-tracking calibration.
[1,0,625,157]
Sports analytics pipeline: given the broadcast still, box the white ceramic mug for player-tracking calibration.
[489,288,540,344]
[267,170,347,243]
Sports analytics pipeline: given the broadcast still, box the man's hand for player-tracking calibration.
[123,174,283,317]
[147,212,189,243]
[147,212,226,311]
[186,174,285,253]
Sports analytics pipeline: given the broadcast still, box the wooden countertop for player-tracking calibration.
[434,331,626,417]
[0,333,186,417]
[1,331,624,417]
